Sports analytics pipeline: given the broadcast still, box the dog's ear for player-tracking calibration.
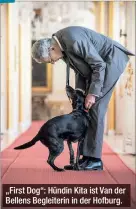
[65,85,75,98]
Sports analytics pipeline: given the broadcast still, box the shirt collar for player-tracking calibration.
[53,35,64,51]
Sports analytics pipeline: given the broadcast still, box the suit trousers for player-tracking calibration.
[77,47,130,158]
[80,78,119,159]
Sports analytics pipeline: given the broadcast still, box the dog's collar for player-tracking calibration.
[84,109,89,113]
[75,88,86,96]
[72,109,91,122]
[73,109,89,113]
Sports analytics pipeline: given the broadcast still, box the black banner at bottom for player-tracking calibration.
[2,184,131,207]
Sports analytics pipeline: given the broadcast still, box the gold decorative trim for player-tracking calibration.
[32,63,52,93]
[14,46,17,72]
[89,8,95,15]
[99,1,105,34]
[6,3,10,129]
[95,2,105,34]
[125,62,134,96]
[18,24,22,123]
[107,1,116,132]
[108,1,114,38]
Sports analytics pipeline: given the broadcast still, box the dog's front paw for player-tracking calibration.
[55,168,65,172]
[64,164,74,170]
[74,163,81,171]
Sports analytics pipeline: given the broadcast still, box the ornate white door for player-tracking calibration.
[122,2,135,154]
[116,2,135,154]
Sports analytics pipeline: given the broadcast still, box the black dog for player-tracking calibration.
[14,86,90,171]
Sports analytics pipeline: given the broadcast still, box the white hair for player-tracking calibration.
[31,38,51,61]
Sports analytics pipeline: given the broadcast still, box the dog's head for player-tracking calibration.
[66,85,85,110]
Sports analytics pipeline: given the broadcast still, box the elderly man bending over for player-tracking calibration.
[31,26,134,171]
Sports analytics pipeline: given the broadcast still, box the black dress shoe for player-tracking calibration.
[84,160,103,170]
[64,157,89,170]
[79,156,88,163]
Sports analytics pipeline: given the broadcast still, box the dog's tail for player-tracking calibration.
[14,135,39,150]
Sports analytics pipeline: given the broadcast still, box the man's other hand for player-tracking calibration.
[85,94,96,109]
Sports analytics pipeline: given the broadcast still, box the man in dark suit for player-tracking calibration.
[31,26,134,171]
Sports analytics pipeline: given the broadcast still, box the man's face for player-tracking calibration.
[36,46,61,64]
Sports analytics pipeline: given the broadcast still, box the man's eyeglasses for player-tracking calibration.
[48,49,54,64]
[35,59,42,64]
[34,48,54,64]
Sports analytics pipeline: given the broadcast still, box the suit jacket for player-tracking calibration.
[52,26,135,97]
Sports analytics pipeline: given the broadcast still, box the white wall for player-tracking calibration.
[20,21,32,132]
[1,4,32,150]
[48,60,75,101]
[113,2,125,134]
[47,9,96,103]
[7,3,20,140]
[0,4,8,135]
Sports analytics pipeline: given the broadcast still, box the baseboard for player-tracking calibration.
[7,128,20,142]
[19,120,31,132]
[1,121,31,151]
[107,130,115,136]
[1,128,20,151]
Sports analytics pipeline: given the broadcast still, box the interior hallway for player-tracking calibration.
[1,121,136,208]
[0,2,136,208]
[1,2,135,155]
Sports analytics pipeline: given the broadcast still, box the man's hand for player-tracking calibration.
[85,94,96,109]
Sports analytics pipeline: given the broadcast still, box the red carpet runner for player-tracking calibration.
[1,121,136,209]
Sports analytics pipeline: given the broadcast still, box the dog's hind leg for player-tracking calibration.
[67,141,75,165]
[47,152,64,172]
[75,139,84,170]
[47,146,64,172]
